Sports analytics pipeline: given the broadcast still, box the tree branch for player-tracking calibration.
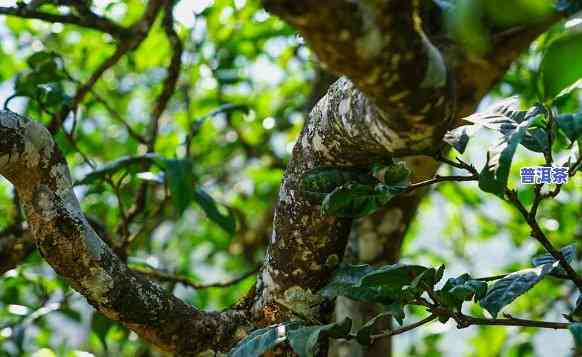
[48,0,170,133]
[0,5,131,39]
[0,110,249,355]
[132,266,259,290]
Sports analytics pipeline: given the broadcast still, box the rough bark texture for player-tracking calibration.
[0,111,249,356]
[251,1,557,328]
[0,1,565,355]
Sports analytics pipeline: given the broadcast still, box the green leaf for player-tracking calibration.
[228,322,301,357]
[436,273,488,311]
[301,167,377,203]
[287,318,352,357]
[531,244,576,276]
[569,322,582,352]
[193,188,236,235]
[26,51,60,70]
[479,263,555,318]
[14,51,66,102]
[359,264,427,286]
[37,82,71,110]
[478,106,540,196]
[164,158,195,216]
[444,125,477,154]
[321,263,430,304]
[321,183,395,218]
[444,98,540,157]
[406,266,444,297]
[320,264,390,303]
[571,294,582,321]
[556,113,582,143]
[91,312,114,350]
[521,127,549,153]
[75,153,161,185]
[539,30,582,101]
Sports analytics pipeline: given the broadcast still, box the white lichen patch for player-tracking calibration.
[310,131,335,162]
[23,139,41,168]
[34,185,59,221]
[81,266,113,302]
[279,286,324,322]
[50,163,72,192]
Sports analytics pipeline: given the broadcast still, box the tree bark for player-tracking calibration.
[0,1,564,355]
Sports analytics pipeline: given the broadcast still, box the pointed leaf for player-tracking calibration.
[193,188,236,235]
[556,113,582,143]
[569,322,582,352]
[164,158,195,216]
[521,127,549,153]
[479,263,555,317]
[478,116,535,196]
[288,318,352,357]
[320,264,390,303]
[302,167,377,203]
[228,322,301,357]
[321,183,395,218]
[531,244,576,276]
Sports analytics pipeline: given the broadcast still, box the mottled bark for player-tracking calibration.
[0,1,565,355]
[251,2,556,328]
[0,111,249,356]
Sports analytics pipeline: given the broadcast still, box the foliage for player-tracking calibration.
[0,0,581,356]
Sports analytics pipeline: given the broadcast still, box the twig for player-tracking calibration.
[406,174,479,192]
[0,6,130,39]
[370,314,438,340]
[48,0,168,133]
[147,2,183,151]
[506,190,582,290]
[456,313,569,330]
[131,266,259,289]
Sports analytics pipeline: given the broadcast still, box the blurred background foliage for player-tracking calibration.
[0,0,579,356]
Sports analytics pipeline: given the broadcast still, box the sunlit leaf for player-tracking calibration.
[479,263,555,317]
[531,244,576,276]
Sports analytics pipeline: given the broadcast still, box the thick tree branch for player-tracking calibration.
[0,111,249,355]
[253,1,564,329]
